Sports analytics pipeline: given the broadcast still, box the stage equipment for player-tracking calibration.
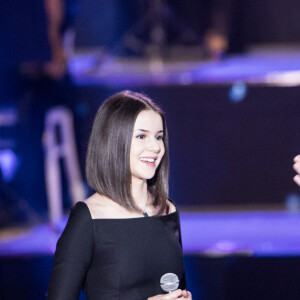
[115,0,200,60]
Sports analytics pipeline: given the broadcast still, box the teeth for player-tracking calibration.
[141,158,155,163]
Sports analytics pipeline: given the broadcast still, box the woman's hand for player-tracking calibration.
[148,289,192,299]
[181,290,192,299]
[293,155,300,186]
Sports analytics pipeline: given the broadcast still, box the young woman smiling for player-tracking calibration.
[47,90,192,300]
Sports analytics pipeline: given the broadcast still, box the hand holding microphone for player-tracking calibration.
[147,273,192,300]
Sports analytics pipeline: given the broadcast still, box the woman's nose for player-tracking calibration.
[147,137,160,152]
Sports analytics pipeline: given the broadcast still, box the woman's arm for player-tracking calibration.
[47,202,93,300]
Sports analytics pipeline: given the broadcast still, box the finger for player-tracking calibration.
[294,175,300,187]
[293,162,300,173]
[182,290,192,299]
[165,289,183,299]
[181,290,187,297]
[294,155,300,162]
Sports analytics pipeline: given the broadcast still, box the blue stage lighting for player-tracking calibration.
[0,149,19,182]
[229,81,247,102]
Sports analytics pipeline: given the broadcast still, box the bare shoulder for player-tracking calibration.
[166,199,177,214]
[84,193,135,219]
[84,193,113,219]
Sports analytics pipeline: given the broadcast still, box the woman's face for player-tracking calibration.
[130,110,165,182]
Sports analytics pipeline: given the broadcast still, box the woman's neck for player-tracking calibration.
[131,178,149,210]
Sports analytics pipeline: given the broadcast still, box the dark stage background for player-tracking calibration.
[74,0,300,49]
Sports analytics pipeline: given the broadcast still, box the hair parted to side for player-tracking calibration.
[86,90,169,215]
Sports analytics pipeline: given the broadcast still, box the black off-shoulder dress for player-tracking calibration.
[47,201,186,300]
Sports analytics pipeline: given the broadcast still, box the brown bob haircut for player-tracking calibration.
[86,90,169,215]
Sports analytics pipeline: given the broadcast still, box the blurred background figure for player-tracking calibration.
[204,0,246,59]
[43,0,68,79]
[20,0,78,80]
[0,0,79,227]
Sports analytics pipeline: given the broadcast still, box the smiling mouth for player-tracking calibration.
[140,157,157,167]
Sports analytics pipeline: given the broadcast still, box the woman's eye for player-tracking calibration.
[156,135,163,140]
[136,134,145,139]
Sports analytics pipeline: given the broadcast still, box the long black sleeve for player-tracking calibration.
[176,208,187,290]
[47,202,93,300]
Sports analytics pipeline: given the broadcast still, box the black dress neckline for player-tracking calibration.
[78,201,177,221]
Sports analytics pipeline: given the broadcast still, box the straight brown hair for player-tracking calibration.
[86,90,169,215]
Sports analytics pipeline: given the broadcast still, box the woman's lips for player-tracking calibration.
[140,157,157,167]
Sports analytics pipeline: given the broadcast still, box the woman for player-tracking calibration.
[47,91,192,299]
[293,155,300,186]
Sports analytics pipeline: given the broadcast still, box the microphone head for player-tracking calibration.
[160,273,179,293]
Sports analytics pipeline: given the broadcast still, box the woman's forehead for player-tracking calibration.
[133,110,163,131]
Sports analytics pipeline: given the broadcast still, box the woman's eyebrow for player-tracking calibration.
[135,129,164,133]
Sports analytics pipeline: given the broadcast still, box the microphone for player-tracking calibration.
[160,273,179,293]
